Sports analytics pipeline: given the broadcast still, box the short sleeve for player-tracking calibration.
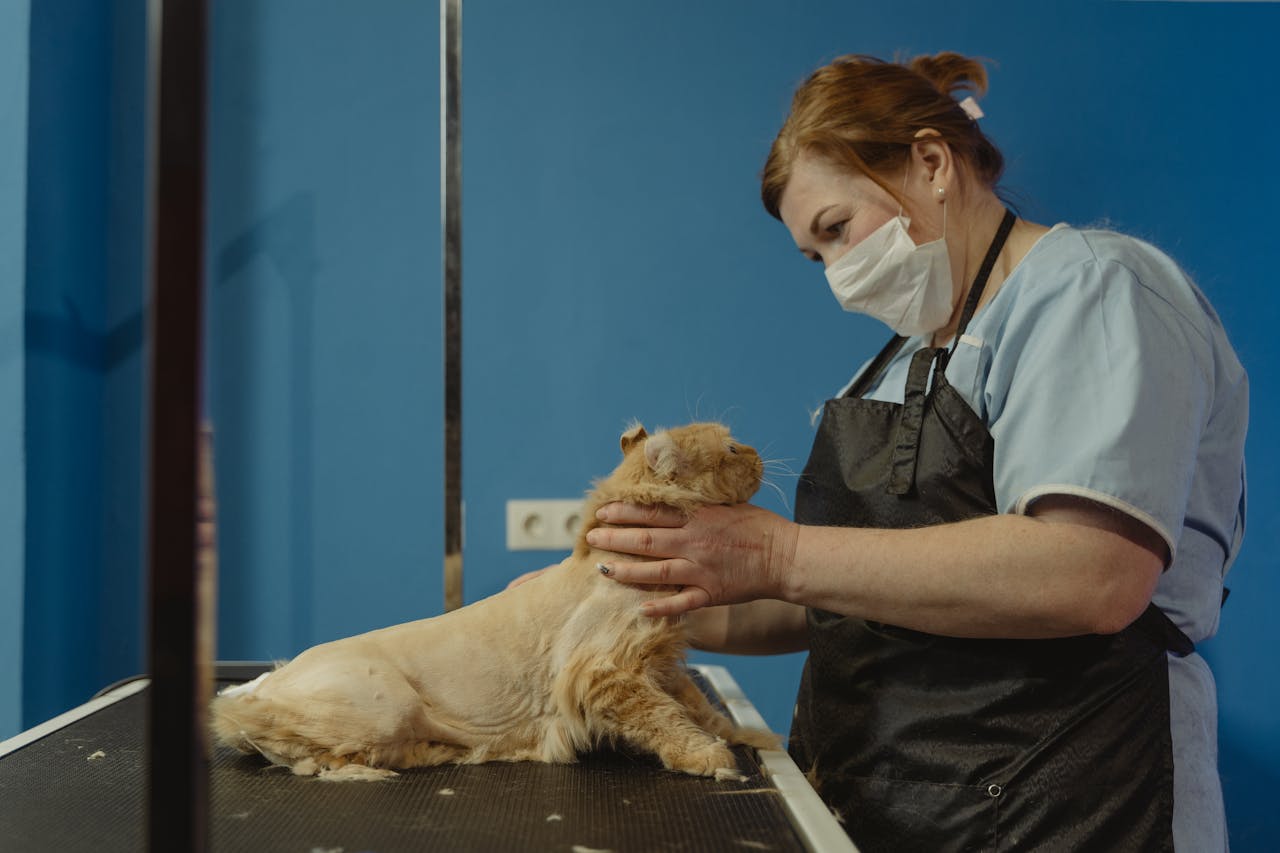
[985,255,1213,559]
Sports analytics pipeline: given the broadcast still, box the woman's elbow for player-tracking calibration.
[1085,553,1163,637]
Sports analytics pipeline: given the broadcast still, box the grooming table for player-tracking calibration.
[0,664,856,852]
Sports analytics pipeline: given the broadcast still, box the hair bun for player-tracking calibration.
[907,51,990,100]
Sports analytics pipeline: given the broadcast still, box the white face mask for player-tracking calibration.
[823,205,955,337]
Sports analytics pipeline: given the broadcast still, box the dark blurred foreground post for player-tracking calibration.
[442,0,464,612]
[144,1,212,851]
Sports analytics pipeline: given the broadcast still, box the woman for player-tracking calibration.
[583,53,1247,850]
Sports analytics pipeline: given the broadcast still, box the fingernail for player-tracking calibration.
[596,562,611,576]
[585,530,600,545]
[595,507,608,520]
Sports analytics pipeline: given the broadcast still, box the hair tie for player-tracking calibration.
[957,96,985,121]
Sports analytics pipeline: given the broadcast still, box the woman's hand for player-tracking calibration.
[506,564,558,589]
[584,502,799,618]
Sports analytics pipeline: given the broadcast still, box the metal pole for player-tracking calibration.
[441,0,463,612]
[145,0,212,849]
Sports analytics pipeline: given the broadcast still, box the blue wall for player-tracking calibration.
[23,0,111,729]
[6,0,1277,848]
[206,0,442,657]
[0,0,31,740]
[19,0,149,729]
[99,0,149,713]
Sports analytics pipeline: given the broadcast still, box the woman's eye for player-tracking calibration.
[824,220,846,238]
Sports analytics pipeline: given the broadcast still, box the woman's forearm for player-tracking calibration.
[784,508,1163,639]
[588,496,1164,638]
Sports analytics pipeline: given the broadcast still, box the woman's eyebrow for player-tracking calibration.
[808,204,839,235]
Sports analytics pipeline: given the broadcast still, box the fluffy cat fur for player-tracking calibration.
[210,421,778,781]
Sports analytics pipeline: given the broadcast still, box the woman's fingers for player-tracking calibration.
[506,570,540,589]
[598,558,716,617]
[587,502,687,559]
[598,558,694,586]
[585,525,680,558]
[595,501,685,527]
[506,564,556,589]
[640,587,712,618]
[594,555,715,617]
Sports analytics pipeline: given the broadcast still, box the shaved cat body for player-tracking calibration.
[210,422,776,780]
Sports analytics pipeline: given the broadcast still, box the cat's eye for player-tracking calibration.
[727,444,738,454]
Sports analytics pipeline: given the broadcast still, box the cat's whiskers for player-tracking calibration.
[759,476,793,514]
[763,457,801,477]
[757,454,799,513]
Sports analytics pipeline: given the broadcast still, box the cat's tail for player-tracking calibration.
[209,685,275,755]
[727,725,784,752]
[208,672,304,769]
[211,689,335,777]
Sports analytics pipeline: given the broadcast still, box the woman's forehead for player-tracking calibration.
[779,162,883,248]
[780,157,879,220]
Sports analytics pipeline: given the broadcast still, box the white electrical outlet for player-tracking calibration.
[506,499,585,551]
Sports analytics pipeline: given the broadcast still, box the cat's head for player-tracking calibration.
[618,422,762,504]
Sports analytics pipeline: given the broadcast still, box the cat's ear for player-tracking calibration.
[620,423,648,455]
[643,431,682,481]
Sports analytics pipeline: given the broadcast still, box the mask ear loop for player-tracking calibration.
[900,165,947,240]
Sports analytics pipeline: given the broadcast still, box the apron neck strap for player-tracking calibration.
[844,335,909,399]
[948,207,1017,354]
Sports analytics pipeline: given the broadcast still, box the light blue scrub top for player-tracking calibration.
[848,224,1248,851]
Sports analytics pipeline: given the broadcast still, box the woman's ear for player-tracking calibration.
[619,423,648,455]
[643,432,682,480]
[911,129,953,192]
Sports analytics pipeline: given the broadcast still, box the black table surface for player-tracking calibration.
[0,667,808,853]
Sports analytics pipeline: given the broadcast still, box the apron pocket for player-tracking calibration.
[830,774,1000,853]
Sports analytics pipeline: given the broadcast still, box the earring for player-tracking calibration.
[936,187,947,200]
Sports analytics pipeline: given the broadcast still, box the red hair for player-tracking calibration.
[761,52,1005,219]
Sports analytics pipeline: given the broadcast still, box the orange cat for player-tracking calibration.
[210,422,776,780]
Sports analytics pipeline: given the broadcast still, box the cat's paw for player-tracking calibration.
[713,766,748,783]
[662,740,738,778]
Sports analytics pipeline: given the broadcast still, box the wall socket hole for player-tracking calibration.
[522,513,545,538]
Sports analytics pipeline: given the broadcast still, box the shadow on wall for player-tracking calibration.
[25,302,143,371]
[213,190,319,655]
[1220,735,1279,852]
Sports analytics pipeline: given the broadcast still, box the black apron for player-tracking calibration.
[789,210,1191,852]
